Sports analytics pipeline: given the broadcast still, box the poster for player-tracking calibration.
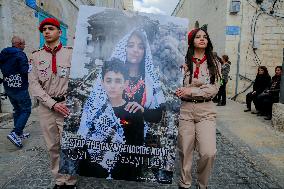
[60,5,188,184]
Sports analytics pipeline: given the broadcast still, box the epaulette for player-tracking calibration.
[63,46,73,49]
[32,47,44,54]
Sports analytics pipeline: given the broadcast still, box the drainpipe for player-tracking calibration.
[279,48,284,103]
[234,1,244,98]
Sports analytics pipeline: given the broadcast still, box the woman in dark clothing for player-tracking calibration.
[216,55,231,106]
[244,66,271,113]
[257,66,282,120]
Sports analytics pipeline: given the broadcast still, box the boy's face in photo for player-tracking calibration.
[102,71,127,100]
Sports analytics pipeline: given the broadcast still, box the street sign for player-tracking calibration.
[226,26,240,35]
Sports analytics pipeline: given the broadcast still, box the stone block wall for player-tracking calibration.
[226,0,284,102]
[272,103,284,132]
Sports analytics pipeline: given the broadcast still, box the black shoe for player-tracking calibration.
[178,187,189,189]
[53,185,61,189]
[264,116,272,120]
[251,111,259,114]
[217,103,225,106]
[53,184,77,189]
[212,98,218,103]
[197,185,208,189]
[244,109,251,112]
[257,112,266,116]
[65,185,77,189]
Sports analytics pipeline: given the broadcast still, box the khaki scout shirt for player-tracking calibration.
[183,60,220,100]
[28,45,72,109]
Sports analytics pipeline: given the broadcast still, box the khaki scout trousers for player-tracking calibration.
[38,104,77,185]
[178,101,217,189]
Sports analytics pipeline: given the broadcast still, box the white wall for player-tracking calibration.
[173,0,227,55]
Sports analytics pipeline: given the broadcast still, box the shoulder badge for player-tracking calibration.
[63,46,73,49]
[32,47,44,54]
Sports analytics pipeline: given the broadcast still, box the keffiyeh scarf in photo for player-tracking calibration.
[77,77,125,172]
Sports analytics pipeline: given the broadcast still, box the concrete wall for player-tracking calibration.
[173,0,227,55]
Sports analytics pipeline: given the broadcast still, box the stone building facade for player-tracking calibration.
[0,0,133,112]
[172,0,284,102]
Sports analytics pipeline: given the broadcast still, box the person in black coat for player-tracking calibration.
[0,36,31,148]
[244,66,271,113]
[256,66,282,120]
[216,55,231,106]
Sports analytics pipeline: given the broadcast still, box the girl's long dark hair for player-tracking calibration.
[185,28,220,84]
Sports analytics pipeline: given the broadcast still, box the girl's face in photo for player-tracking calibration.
[258,68,264,75]
[126,34,145,65]
[102,71,126,100]
[193,30,208,49]
[275,68,282,76]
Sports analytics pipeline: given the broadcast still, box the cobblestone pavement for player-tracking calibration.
[0,112,282,189]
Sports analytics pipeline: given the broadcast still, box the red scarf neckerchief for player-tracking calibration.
[43,43,62,74]
[192,55,207,79]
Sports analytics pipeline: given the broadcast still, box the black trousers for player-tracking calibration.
[217,82,227,104]
[257,93,277,116]
[246,92,259,110]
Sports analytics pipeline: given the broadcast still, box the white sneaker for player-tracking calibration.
[7,132,23,148]
[19,133,30,139]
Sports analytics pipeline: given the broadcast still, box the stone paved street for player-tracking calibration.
[0,101,283,189]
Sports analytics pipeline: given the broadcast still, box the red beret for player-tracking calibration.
[188,28,198,45]
[39,18,60,32]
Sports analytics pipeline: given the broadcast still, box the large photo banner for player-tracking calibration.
[59,5,188,184]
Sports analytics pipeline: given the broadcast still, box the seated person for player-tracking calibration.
[257,66,282,120]
[244,66,271,113]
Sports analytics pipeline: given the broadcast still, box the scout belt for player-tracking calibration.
[51,96,65,102]
[181,98,211,103]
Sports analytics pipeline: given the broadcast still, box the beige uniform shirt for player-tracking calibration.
[29,46,72,109]
[183,60,220,100]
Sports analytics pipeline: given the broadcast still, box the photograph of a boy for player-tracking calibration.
[102,59,145,146]
[78,59,145,180]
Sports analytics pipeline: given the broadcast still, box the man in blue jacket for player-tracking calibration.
[0,36,31,148]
